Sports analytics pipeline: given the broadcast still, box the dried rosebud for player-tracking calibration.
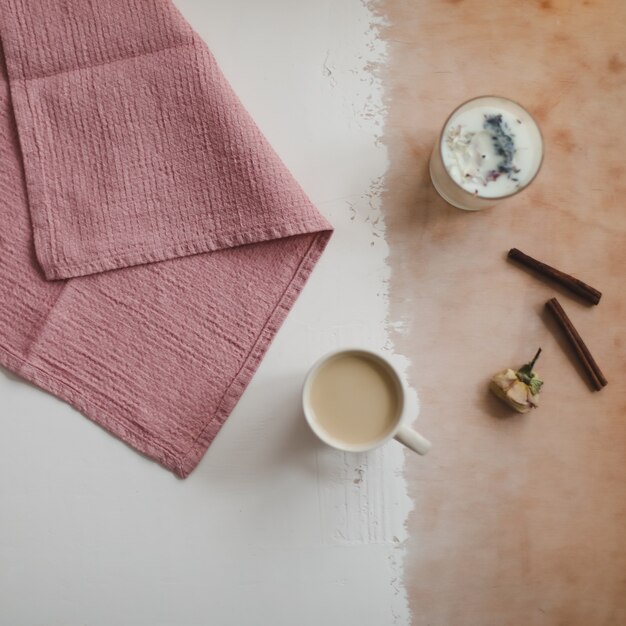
[490,349,543,413]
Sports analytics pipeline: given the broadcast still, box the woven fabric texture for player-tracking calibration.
[0,0,332,477]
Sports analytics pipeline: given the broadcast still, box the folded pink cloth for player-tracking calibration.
[0,0,332,476]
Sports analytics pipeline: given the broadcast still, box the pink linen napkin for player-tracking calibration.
[0,0,332,477]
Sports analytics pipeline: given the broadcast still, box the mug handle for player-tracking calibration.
[394,425,431,455]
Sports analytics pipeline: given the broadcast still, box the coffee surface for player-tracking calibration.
[309,353,400,446]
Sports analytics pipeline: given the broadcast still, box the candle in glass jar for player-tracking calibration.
[430,96,543,211]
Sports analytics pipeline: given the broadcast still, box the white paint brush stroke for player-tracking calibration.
[0,2,414,625]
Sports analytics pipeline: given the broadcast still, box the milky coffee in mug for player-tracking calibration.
[303,349,431,455]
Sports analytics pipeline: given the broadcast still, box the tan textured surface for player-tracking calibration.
[377,1,626,624]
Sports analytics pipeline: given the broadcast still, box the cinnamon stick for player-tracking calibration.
[508,248,602,305]
[545,297,607,391]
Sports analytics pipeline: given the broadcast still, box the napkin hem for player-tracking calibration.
[42,218,331,280]
[6,41,195,83]
[174,229,331,477]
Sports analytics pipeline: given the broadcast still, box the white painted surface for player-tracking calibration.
[0,2,415,625]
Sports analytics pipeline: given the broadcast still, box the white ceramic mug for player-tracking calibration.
[302,348,431,455]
